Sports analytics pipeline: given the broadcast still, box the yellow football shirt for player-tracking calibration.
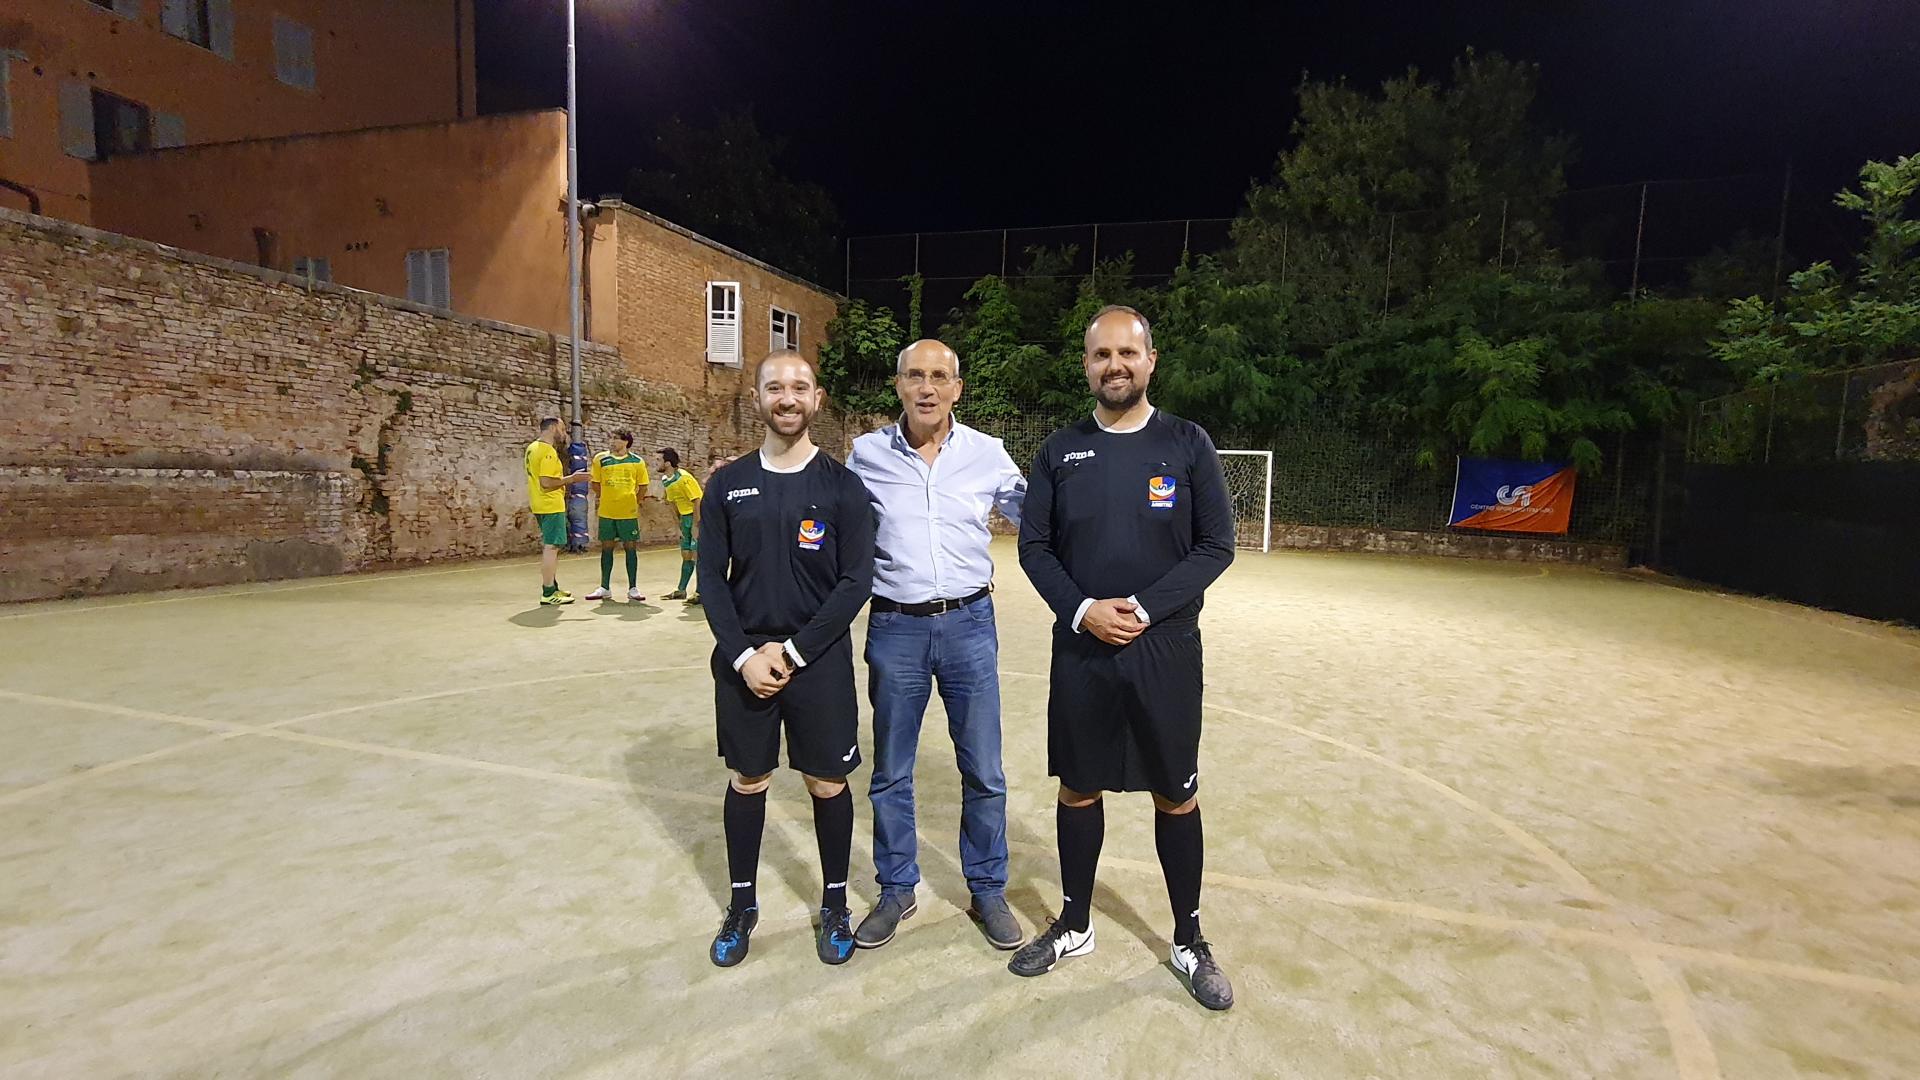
[590,451,649,520]
[525,440,566,514]
[661,469,704,517]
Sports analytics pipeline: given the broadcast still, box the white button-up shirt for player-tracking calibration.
[848,419,1027,605]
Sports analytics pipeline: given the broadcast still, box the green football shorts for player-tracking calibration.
[598,517,640,542]
[536,512,569,547]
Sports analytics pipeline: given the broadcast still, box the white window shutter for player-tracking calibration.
[111,0,142,18]
[59,81,96,160]
[429,249,450,308]
[208,0,235,59]
[153,112,186,149]
[706,283,740,365]
[160,0,189,38]
[405,250,428,303]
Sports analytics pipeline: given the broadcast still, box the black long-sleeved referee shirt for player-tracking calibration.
[698,449,875,669]
[1018,408,1236,633]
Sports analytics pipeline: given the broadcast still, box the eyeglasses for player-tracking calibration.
[898,372,956,387]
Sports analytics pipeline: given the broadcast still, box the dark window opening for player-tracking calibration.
[91,89,151,158]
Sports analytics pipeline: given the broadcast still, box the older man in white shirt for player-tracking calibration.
[847,338,1027,952]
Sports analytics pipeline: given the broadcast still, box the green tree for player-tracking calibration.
[624,109,841,282]
[818,297,904,415]
[1233,52,1572,350]
[1686,231,1786,302]
[1142,258,1313,437]
[1325,266,1717,470]
[1713,154,1920,383]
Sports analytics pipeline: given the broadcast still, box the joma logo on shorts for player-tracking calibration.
[726,487,760,501]
[1062,450,1097,463]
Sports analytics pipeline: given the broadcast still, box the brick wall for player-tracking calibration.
[607,204,842,398]
[0,208,869,602]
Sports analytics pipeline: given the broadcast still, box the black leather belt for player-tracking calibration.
[872,586,991,617]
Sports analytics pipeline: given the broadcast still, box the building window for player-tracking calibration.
[92,0,145,19]
[162,0,211,48]
[92,89,152,158]
[405,249,451,309]
[273,15,316,91]
[706,282,741,366]
[770,306,800,353]
[162,0,233,58]
[293,256,331,283]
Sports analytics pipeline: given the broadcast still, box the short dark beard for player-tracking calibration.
[1094,383,1144,412]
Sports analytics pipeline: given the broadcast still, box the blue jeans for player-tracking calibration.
[865,595,1008,900]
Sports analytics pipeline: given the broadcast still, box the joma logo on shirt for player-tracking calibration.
[1062,450,1097,463]
[726,487,760,501]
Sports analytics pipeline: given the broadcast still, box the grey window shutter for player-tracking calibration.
[153,112,186,149]
[208,0,235,59]
[405,251,428,303]
[112,0,142,18]
[430,249,451,308]
[274,16,316,90]
[160,0,191,39]
[59,81,96,160]
[273,18,294,84]
[0,59,12,141]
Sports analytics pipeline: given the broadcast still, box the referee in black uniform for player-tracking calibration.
[699,349,875,969]
[1011,305,1238,1010]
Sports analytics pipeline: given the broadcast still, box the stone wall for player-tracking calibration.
[0,208,870,602]
[1268,524,1628,567]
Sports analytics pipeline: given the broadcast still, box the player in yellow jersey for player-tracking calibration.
[586,429,651,602]
[657,446,705,602]
[527,417,591,605]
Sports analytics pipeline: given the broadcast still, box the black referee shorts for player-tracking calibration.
[1047,624,1204,803]
[712,634,862,779]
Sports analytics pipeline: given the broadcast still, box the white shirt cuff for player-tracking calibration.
[1127,595,1150,624]
[783,640,806,668]
[731,648,755,672]
[1070,597,1096,633]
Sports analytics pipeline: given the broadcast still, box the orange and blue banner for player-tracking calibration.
[1449,458,1577,534]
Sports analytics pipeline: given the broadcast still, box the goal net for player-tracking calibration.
[1218,449,1273,552]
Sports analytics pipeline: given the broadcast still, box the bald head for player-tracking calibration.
[894,338,962,436]
[896,338,960,377]
[1084,305,1153,353]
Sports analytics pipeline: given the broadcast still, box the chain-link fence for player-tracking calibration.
[958,399,1661,552]
[846,171,1796,325]
[1679,359,1920,624]
[1690,359,1920,466]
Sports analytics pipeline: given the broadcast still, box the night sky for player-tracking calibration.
[475,0,1920,241]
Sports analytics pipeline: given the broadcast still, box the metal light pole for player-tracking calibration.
[565,0,583,444]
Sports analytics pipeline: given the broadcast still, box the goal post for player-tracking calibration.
[1217,449,1274,552]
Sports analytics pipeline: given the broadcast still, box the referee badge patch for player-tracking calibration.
[1148,475,1177,509]
[797,519,827,550]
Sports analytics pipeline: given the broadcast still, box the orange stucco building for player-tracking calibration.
[87,110,584,337]
[1,0,477,224]
[2,0,841,395]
